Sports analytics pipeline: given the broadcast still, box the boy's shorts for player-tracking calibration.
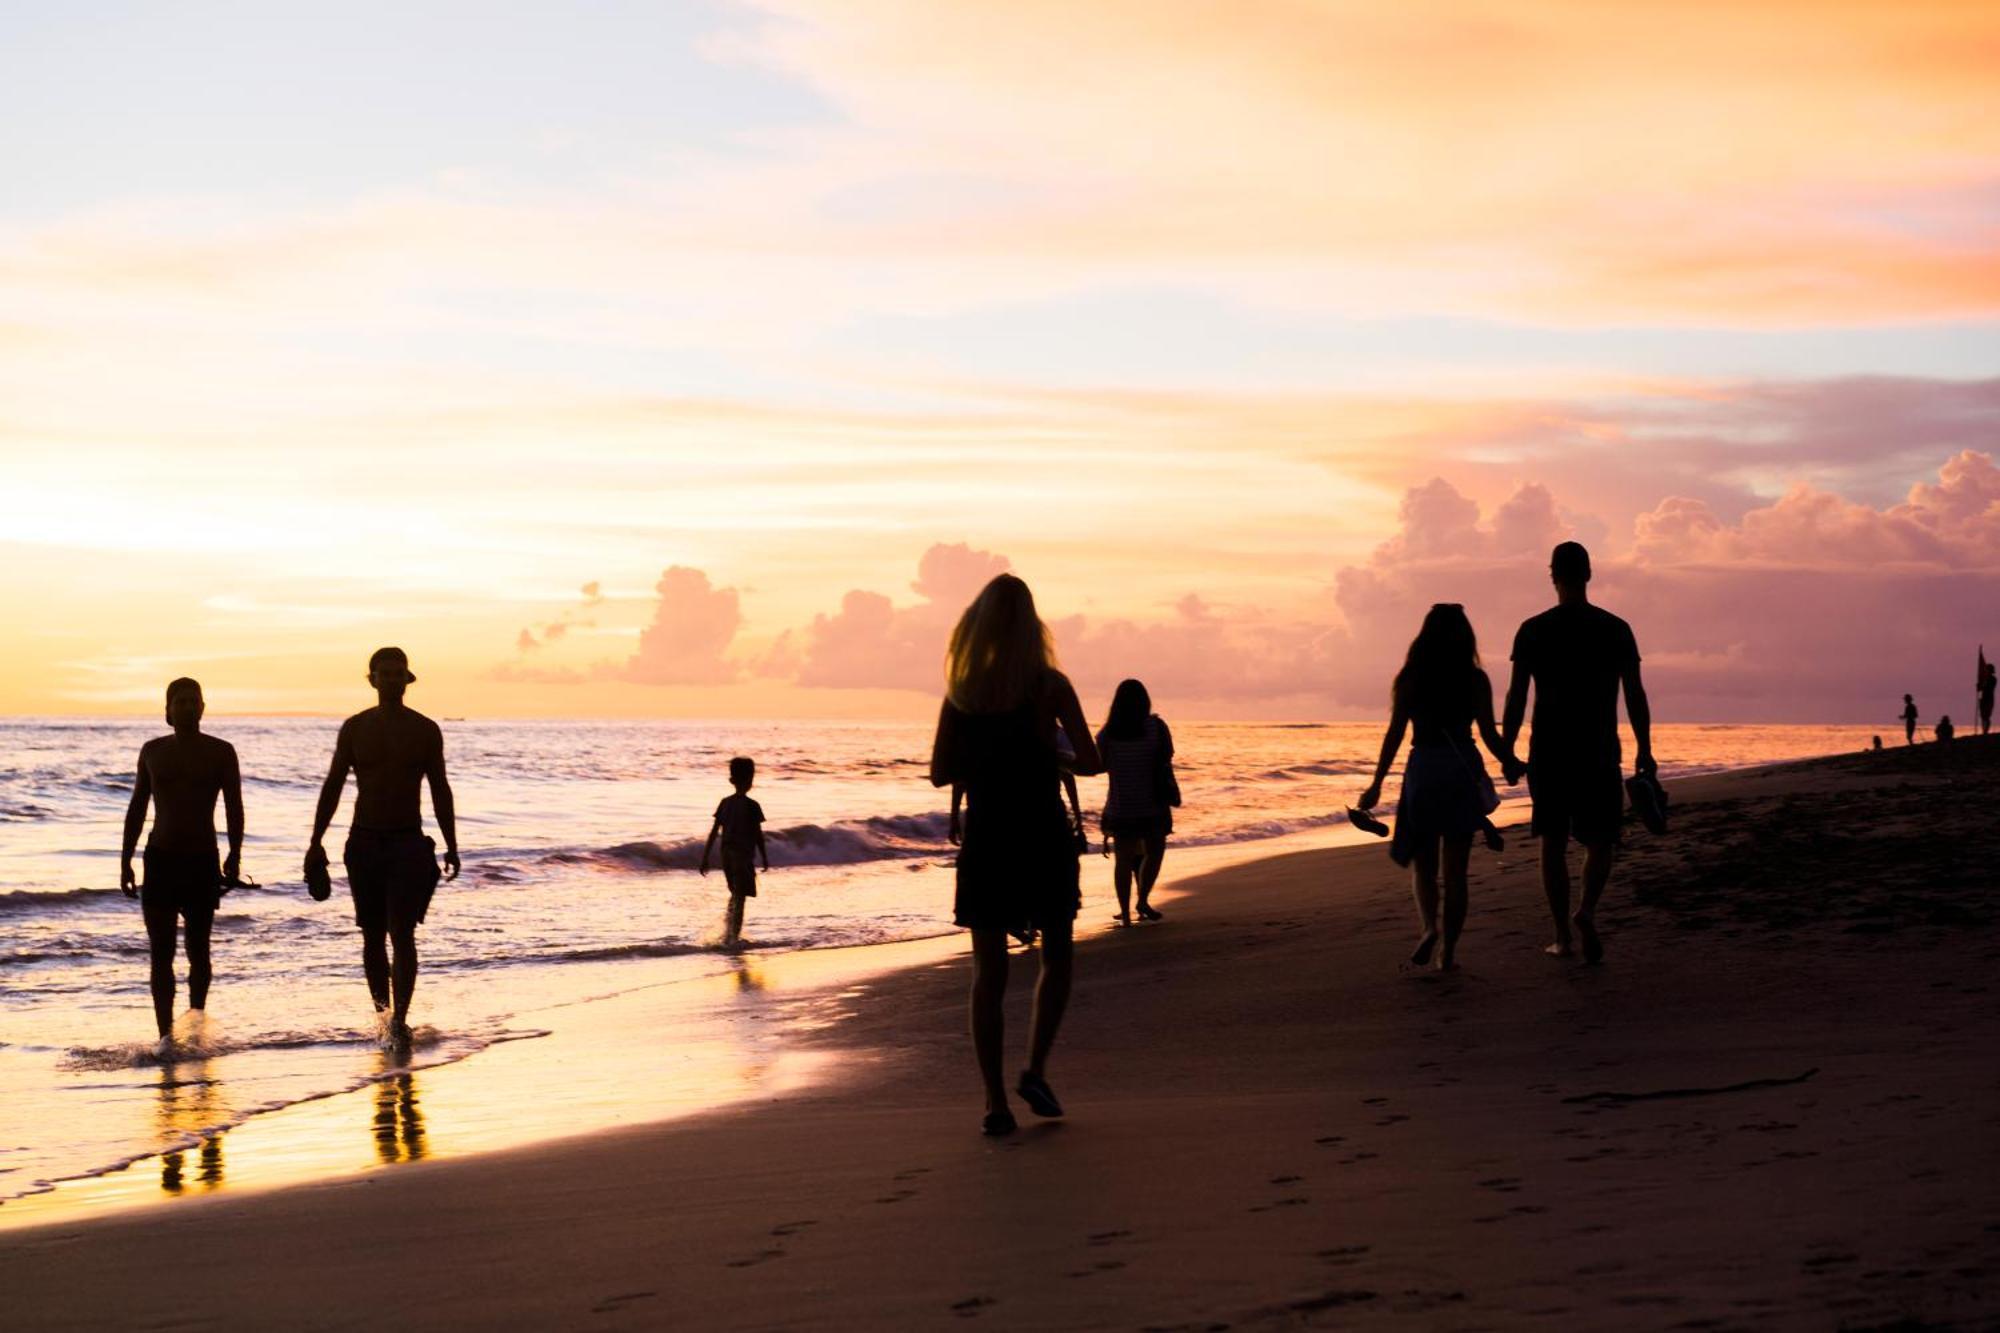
[720,846,757,898]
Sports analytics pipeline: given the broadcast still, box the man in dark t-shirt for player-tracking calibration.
[1502,542,1654,964]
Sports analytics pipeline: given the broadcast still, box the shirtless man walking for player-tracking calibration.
[120,678,244,1047]
[306,647,459,1046]
[1502,542,1654,964]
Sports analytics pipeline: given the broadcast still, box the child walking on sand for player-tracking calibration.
[700,756,769,948]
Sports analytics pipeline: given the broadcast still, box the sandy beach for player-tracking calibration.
[6,737,1998,1330]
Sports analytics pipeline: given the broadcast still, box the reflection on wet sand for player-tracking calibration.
[156,1061,225,1196]
[372,1064,427,1166]
[730,955,768,995]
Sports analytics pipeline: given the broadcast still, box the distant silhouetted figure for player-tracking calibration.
[1979,652,1995,736]
[1502,543,1654,965]
[1936,715,1955,743]
[1871,735,1883,752]
[930,574,1101,1136]
[700,756,768,948]
[306,648,459,1048]
[1096,679,1178,925]
[1902,694,1919,745]
[1359,605,1516,971]
[120,678,243,1046]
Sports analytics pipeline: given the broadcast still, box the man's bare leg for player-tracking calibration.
[361,928,391,1012]
[389,925,419,1030]
[1540,835,1574,955]
[1574,840,1616,964]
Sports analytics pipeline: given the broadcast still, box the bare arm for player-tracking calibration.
[308,724,352,855]
[1500,660,1530,756]
[120,749,152,896]
[1051,677,1102,776]
[928,700,959,788]
[1358,699,1409,810]
[1474,672,1511,766]
[425,726,460,880]
[1623,662,1655,775]
[700,821,719,875]
[221,742,244,880]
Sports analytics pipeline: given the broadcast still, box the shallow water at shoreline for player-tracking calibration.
[0,719,1880,1221]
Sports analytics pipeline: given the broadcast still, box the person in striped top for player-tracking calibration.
[1095,678,1178,924]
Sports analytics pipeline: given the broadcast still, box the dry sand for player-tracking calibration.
[5,738,1998,1329]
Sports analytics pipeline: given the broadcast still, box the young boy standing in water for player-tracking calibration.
[700,757,769,948]
[120,678,245,1048]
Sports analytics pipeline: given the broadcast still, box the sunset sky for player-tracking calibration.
[3,0,1996,720]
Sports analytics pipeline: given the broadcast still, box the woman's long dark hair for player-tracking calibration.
[1393,604,1480,714]
[1103,678,1152,741]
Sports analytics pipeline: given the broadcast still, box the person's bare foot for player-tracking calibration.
[1410,931,1439,966]
[1574,915,1603,964]
[1543,940,1574,957]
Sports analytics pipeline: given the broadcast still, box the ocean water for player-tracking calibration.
[0,716,1878,1209]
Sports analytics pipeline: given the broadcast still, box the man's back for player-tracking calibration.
[1512,602,1639,766]
[342,706,441,832]
[140,733,236,853]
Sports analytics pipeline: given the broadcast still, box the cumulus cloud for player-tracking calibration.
[614,567,743,685]
[1335,455,2000,720]
[497,567,743,686]
[515,581,605,653]
[795,542,1011,689]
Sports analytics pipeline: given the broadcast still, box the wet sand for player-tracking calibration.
[5,738,1998,1329]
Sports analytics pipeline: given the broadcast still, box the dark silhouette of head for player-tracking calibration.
[368,647,414,703]
[1905,693,1914,704]
[1550,541,1592,597]
[729,755,755,792]
[165,677,204,729]
[945,573,1056,713]
[1104,678,1153,741]
[1394,603,1480,710]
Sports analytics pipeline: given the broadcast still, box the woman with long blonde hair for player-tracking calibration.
[930,574,1100,1136]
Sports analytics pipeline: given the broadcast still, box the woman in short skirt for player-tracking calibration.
[1357,603,1518,970]
[930,574,1101,1136]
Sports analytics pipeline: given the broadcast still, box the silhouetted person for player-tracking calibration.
[1871,735,1884,752]
[930,574,1101,1136]
[306,648,459,1048]
[700,756,768,948]
[1979,660,1995,736]
[1096,679,1177,924]
[120,678,243,1046]
[1358,605,1516,971]
[1502,543,1654,964]
[1902,694,1919,745]
[1936,715,1955,743]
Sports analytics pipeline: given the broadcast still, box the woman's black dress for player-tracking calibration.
[946,692,1081,933]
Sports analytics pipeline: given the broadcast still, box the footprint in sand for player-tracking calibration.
[1249,1197,1309,1213]
[874,1188,918,1204]
[1313,1135,1345,1146]
[893,1167,932,1183]
[1477,1177,1523,1193]
[951,1296,996,1318]
[590,1290,658,1315]
[1374,1114,1409,1126]
[725,1249,785,1269]
[1316,1245,1370,1266]
[769,1219,818,1238]
[1064,1260,1128,1278]
[1087,1229,1134,1246]
[1269,1174,1302,1185]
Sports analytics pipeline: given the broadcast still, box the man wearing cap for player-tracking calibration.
[306,647,460,1046]
[1501,542,1654,964]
